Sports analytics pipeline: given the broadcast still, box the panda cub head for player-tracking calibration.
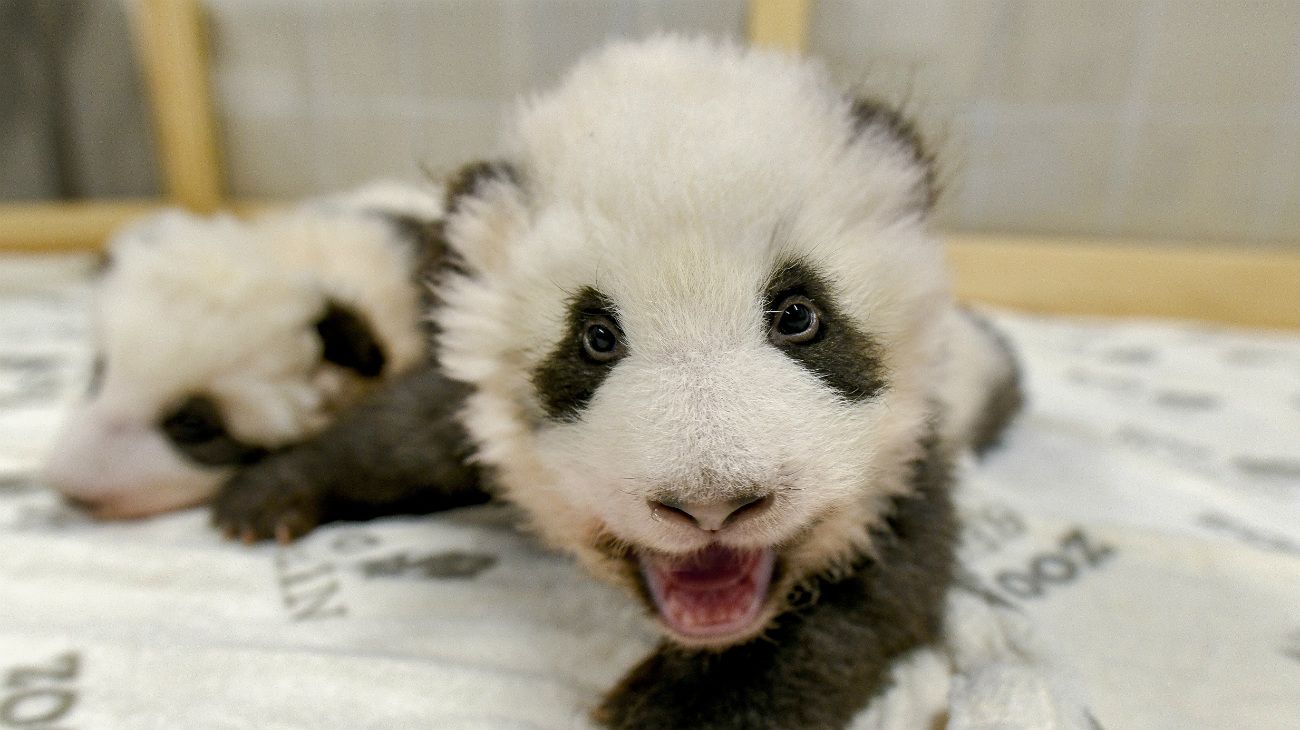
[437,37,951,647]
[44,190,432,519]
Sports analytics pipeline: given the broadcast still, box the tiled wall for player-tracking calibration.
[207,0,747,197]
[811,0,1300,244]
[204,0,1300,245]
[0,0,158,200]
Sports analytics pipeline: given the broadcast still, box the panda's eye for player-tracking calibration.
[160,396,226,446]
[771,295,821,344]
[581,317,624,363]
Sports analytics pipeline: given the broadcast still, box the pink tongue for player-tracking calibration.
[641,545,774,640]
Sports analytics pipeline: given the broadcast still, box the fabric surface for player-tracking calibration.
[2,254,1297,729]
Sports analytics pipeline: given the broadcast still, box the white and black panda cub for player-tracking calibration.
[43,184,484,526]
[218,38,1022,727]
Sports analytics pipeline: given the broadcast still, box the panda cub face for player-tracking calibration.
[45,207,418,519]
[438,38,950,647]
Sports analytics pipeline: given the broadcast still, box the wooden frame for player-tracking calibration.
[946,235,1300,330]
[0,0,1296,329]
[129,0,224,213]
[748,0,812,53]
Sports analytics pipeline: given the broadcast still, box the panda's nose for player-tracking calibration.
[650,494,773,531]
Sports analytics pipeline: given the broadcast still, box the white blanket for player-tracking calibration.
[2,255,1297,729]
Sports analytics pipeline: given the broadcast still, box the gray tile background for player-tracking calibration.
[3,0,1298,247]
[0,0,159,200]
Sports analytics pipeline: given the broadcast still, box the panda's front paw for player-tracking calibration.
[593,646,771,730]
[595,685,758,730]
[211,459,323,544]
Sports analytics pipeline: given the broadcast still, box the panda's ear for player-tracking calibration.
[314,300,386,377]
[444,161,522,215]
[440,160,528,275]
[848,98,937,212]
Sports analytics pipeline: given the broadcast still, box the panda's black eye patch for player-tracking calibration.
[159,395,268,467]
[533,289,626,422]
[161,396,224,445]
[764,261,885,402]
[771,295,821,344]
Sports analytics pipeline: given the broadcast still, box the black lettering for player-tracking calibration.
[1061,528,1115,567]
[951,567,1018,609]
[359,550,496,580]
[274,548,348,621]
[278,561,334,587]
[961,502,1027,557]
[330,531,381,555]
[1197,512,1300,556]
[1282,630,1300,663]
[5,654,77,689]
[1031,554,1076,584]
[995,570,1042,599]
[1,688,74,726]
[986,505,1026,539]
[981,528,1117,604]
[285,578,346,621]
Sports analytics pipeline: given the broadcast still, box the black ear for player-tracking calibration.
[444,160,522,215]
[315,301,386,377]
[849,97,937,212]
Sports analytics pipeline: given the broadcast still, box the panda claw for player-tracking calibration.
[240,528,257,545]
[275,522,293,545]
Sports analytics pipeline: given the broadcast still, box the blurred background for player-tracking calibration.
[2,0,1297,246]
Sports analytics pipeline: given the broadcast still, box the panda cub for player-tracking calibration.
[438,39,1021,727]
[42,184,463,523]
[221,37,1022,727]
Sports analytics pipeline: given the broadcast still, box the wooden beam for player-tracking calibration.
[946,234,1300,330]
[0,201,162,252]
[129,0,223,213]
[747,0,812,53]
[2,204,1296,331]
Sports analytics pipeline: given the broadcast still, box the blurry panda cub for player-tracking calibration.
[228,38,1022,728]
[41,184,481,522]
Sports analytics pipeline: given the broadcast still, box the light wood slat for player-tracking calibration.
[0,201,163,252]
[747,0,812,53]
[2,204,1296,331]
[946,234,1300,330]
[128,0,224,212]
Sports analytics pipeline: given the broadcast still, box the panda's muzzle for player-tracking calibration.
[648,493,773,532]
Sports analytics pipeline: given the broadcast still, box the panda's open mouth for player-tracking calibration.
[638,544,776,643]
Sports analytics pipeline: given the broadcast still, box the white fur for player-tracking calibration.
[436,37,980,638]
[43,182,441,518]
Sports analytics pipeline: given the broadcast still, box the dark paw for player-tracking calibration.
[211,462,323,544]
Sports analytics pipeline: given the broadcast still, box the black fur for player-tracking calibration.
[315,301,386,377]
[444,160,521,215]
[211,195,489,542]
[212,364,488,541]
[961,309,1024,456]
[596,431,957,729]
[849,97,937,212]
[532,288,624,421]
[367,210,457,300]
[765,260,886,402]
[160,395,268,468]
